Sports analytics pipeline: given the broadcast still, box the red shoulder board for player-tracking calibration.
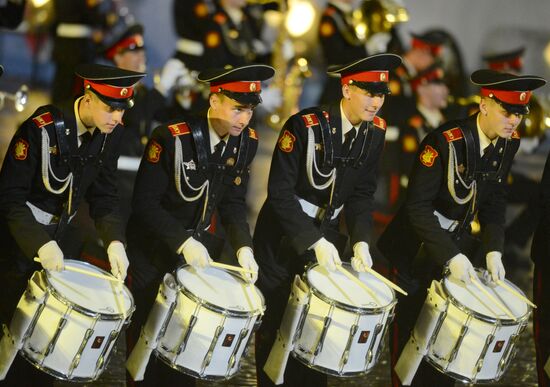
[511,130,520,139]
[325,7,336,16]
[214,12,227,25]
[32,112,53,128]
[373,116,386,130]
[249,128,258,140]
[443,127,463,142]
[301,113,319,127]
[168,122,190,137]
[396,67,406,77]
[408,115,424,129]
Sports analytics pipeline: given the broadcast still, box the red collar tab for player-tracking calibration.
[85,80,134,99]
[488,57,523,71]
[481,88,531,105]
[106,34,144,59]
[342,71,389,85]
[411,38,442,56]
[210,81,261,93]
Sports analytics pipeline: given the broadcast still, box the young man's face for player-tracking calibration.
[209,93,254,137]
[83,93,125,134]
[418,82,449,110]
[480,97,523,139]
[115,48,146,73]
[342,84,385,125]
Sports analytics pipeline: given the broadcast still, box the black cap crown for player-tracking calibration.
[103,24,145,60]
[482,47,524,72]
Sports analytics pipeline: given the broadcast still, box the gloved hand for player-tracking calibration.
[486,251,505,283]
[37,240,64,271]
[237,247,259,283]
[107,241,129,280]
[351,241,373,272]
[312,237,341,271]
[178,237,211,269]
[448,253,476,284]
[156,58,193,97]
[259,86,283,113]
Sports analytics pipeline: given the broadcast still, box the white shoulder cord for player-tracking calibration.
[174,136,209,202]
[306,126,336,190]
[447,141,476,205]
[41,127,74,213]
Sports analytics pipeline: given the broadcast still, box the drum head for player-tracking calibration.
[46,259,133,315]
[176,265,262,313]
[443,272,528,320]
[306,264,394,309]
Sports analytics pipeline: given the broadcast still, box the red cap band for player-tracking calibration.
[341,71,389,86]
[106,34,144,59]
[210,81,261,93]
[412,38,442,56]
[481,88,531,105]
[84,80,134,99]
[410,68,444,90]
[488,57,523,71]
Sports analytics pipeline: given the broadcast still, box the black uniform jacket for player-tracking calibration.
[128,113,258,260]
[0,103,125,260]
[531,153,550,266]
[254,102,386,288]
[378,113,520,268]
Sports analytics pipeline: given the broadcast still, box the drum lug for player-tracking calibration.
[68,327,95,378]
[473,333,494,377]
[94,329,120,379]
[339,321,358,373]
[447,316,471,365]
[200,322,225,376]
[44,308,71,357]
[174,313,198,355]
[225,327,249,377]
[313,305,334,357]
[365,323,382,365]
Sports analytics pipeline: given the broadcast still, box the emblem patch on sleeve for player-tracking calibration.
[278,130,296,153]
[419,144,438,167]
[146,140,162,163]
[13,138,29,160]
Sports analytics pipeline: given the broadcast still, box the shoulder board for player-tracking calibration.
[301,113,319,127]
[443,127,463,142]
[324,6,336,16]
[395,66,406,77]
[32,112,53,128]
[511,130,520,140]
[168,122,191,136]
[373,116,386,130]
[214,12,227,25]
[249,128,258,140]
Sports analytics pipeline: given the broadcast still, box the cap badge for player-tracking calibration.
[250,82,257,92]
[120,88,128,97]
[519,92,526,101]
[380,73,386,82]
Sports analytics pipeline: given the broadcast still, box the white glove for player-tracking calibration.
[178,237,212,269]
[107,241,129,280]
[448,253,476,284]
[37,240,64,271]
[237,247,259,283]
[365,32,392,55]
[351,241,373,272]
[312,237,341,271]
[260,86,283,113]
[486,251,505,283]
[156,58,193,97]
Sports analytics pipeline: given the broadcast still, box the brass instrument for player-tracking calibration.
[447,94,481,106]
[0,84,28,112]
[519,95,547,138]
[355,0,409,41]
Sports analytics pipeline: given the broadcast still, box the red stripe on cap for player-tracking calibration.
[85,80,134,100]
[411,38,442,56]
[481,88,531,105]
[488,57,523,71]
[210,81,261,93]
[106,34,144,60]
[341,71,389,85]
[410,68,444,90]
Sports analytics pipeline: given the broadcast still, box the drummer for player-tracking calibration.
[253,54,402,386]
[0,63,144,385]
[125,64,274,386]
[377,70,546,386]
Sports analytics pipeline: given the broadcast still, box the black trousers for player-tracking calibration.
[534,263,550,387]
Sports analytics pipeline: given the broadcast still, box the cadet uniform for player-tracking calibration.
[0,64,144,385]
[377,70,546,386]
[253,54,402,387]
[125,64,274,386]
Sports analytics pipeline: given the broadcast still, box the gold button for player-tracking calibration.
[226,157,235,167]
[234,176,242,186]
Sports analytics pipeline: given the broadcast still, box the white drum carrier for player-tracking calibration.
[292,263,396,376]
[8,260,134,381]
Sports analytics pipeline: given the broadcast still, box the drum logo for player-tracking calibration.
[358,330,370,344]
[222,334,235,347]
[91,336,105,349]
[493,340,505,353]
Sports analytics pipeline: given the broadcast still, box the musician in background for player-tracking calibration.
[0,0,26,29]
[377,70,546,386]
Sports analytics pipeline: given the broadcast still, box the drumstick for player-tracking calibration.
[364,266,408,296]
[34,257,123,283]
[336,265,382,302]
[211,261,257,275]
[470,276,516,321]
[496,280,537,309]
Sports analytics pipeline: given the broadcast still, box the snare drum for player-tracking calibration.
[11,259,134,381]
[292,263,396,376]
[423,271,530,383]
[155,265,265,380]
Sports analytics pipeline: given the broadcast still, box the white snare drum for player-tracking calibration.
[424,271,530,383]
[155,265,265,380]
[12,259,134,381]
[292,263,396,376]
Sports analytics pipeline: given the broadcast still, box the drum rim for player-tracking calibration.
[290,350,376,377]
[44,259,135,319]
[305,263,397,314]
[175,264,265,317]
[424,355,502,384]
[19,349,101,382]
[155,349,240,380]
[442,271,530,325]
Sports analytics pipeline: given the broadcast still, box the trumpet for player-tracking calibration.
[0,84,28,112]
